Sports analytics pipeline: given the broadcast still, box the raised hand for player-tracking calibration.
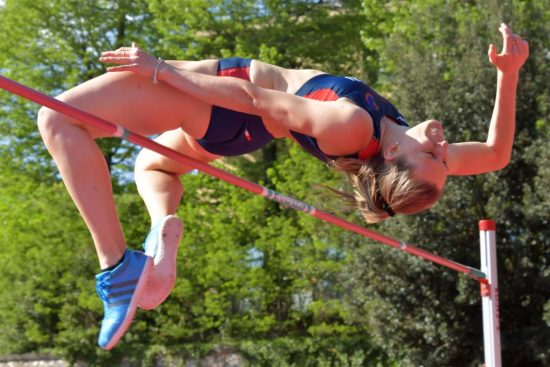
[488,23,529,74]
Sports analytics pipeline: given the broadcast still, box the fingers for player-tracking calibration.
[499,23,511,34]
[509,34,529,57]
[99,41,156,77]
[100,48,139,65]
[105,64,139,72]
[488,44,497,64]
[101,50,136,57]
[521,38,529,54]
[489,24,529,71]
[101,42,146,63]
[102,43,140,55]
[497,23,529,57]
[499,23,511,53]
[99,55,136,64]
[511,36,520,54]
[512,34,529,53]
[118,42,139,51]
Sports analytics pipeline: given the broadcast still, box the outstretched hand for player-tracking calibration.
[488,23,529,74]
[99,43,159,77]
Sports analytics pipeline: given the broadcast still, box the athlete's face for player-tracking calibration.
[390,119,449,191]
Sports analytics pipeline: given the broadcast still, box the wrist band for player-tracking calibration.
[152,58,165,85]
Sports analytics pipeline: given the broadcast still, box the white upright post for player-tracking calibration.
[479,220,501,367]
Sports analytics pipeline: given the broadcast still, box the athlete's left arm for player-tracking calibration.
[447,24,529,176]
[99,46,371,152]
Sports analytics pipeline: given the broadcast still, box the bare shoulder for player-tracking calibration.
[316,100,374,156]
[250,60,325,93]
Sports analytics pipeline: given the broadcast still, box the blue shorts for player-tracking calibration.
[196,58,274,156]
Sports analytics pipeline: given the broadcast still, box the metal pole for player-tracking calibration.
[479,220,501,367]
[0,74,486,280]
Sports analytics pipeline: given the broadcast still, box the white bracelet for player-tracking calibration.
[152,58,165,85]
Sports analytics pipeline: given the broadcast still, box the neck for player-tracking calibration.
[380,116,407,152]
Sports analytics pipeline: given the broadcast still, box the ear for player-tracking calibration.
[383,142,400,162]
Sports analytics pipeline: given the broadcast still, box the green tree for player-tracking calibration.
[1,0,391,365]
[5,0,546,365]
[0,156,159,365]
[149,0,367,73]
[0,0,156,182]
[133,1,390,365]
[340,0,550,365]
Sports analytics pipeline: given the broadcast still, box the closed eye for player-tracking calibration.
[426,151,448,170]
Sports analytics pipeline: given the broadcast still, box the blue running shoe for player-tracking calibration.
[96,249,152,350]
[138,215,182,310]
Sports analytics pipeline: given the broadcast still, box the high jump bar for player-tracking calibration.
[0,74,486,282]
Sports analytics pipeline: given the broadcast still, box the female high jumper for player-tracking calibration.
[36,24,528,349]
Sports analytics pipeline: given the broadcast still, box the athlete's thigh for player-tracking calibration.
[53,70,213,139]
[137,127,221,175]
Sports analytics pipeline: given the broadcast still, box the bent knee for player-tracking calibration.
[134,148,158,171]
[134,145,216,176]
[134,148,182,174]
[37,103,108,141]
[37,106,67,139]
[37,106,81,140]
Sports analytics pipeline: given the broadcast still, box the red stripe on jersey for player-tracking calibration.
[303,88,340,101]
[218,67,251,80]
[358,140,379,160]
[304,87,378,160]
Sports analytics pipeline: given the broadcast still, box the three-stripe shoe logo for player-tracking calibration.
[96,259,139,308]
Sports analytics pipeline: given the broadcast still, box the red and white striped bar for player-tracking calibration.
[0,74,486,281]
[479,220,501,367]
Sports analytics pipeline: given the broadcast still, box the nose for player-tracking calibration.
[435,140,448,162]
[427,121,445,141]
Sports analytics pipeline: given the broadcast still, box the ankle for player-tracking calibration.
[99,250,127,270]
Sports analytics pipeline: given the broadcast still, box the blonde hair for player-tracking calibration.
[330,154,442,223]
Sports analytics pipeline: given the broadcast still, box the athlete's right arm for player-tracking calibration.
[158,63,372,155]
[99,48,372,155]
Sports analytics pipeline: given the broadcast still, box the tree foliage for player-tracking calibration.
[342,1,550,366]
[0,0,156,183]
[0,0,548,366]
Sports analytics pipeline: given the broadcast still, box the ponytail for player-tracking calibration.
[330,154,442,223]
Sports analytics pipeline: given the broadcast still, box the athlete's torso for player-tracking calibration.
[248,60,325,138]
[196,58,408,162]
[290,73,408,161]
[249,61,408,162]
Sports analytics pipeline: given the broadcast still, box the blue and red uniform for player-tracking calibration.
[196,58,274,156]
[196,58,409,162]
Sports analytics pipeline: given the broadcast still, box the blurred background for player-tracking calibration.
[0,0,548,366]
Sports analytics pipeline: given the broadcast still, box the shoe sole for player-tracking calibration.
[102,257,153,350]
[138,216,182,310]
